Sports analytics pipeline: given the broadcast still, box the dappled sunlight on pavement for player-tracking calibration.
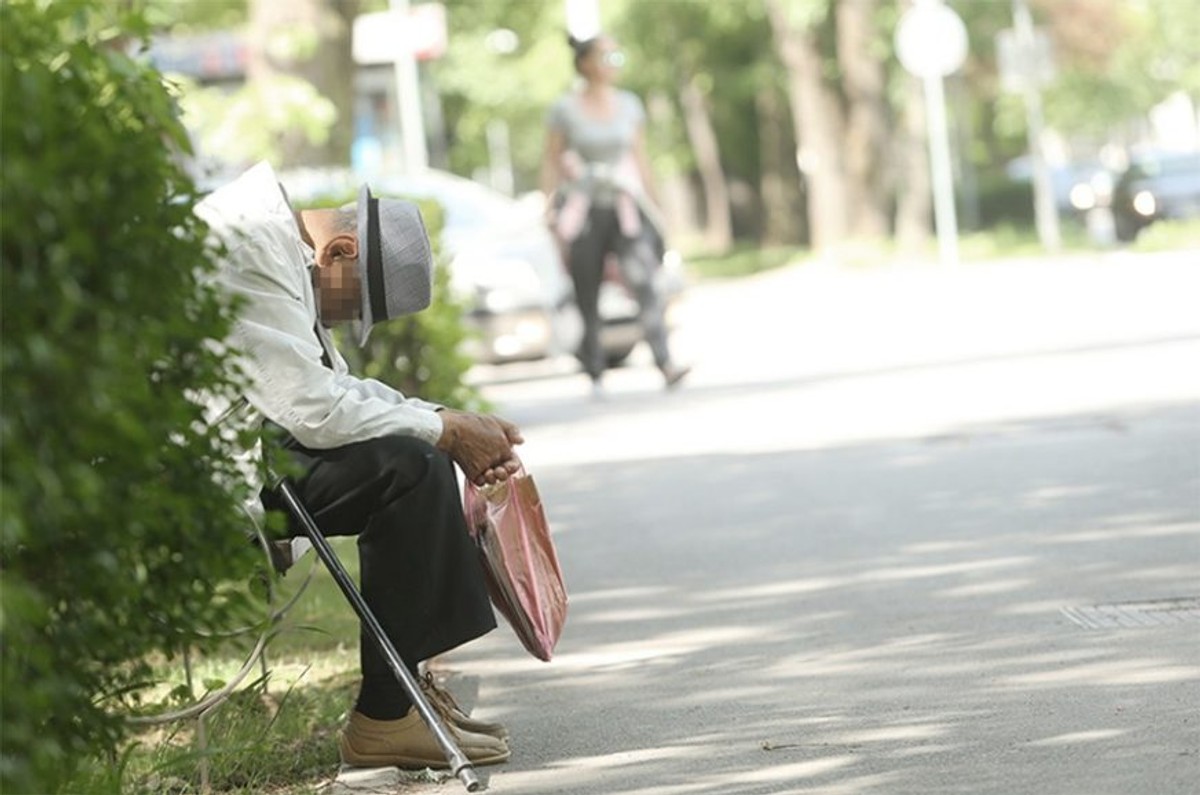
[439,254,1199,794]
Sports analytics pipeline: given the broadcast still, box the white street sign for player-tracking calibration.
[895,0,969,267]
[896,0,968,80]
[353,4,447,65]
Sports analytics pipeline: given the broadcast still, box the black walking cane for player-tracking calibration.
[272,477,484,793]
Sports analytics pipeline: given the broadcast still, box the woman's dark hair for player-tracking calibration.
[568,34,599,74]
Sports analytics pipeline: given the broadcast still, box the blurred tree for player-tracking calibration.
[764,0,850,253]
[246,0,360,166]
[836,0,890,241]
[1038,0,1200,140]
[763,0,910,252]
[140,0,355,169]
[610,0,738,251]
[756,79,808,246]
[609,1,810,247]
[433,0,568,188]
[178,71,339,169]
[143,0,248,32]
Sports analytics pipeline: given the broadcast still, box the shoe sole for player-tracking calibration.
[453,719,509,741]
[340,738,510,770]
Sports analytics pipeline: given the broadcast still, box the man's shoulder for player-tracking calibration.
[197,164,284,225]
[197,164,304,259]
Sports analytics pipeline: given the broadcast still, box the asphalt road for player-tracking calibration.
[433,250,1200,795]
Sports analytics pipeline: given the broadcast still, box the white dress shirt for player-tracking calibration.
[196,163,444,501]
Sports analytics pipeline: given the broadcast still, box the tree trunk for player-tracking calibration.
[757,84,806,246]
[895,71,931,256]
[247,0,359,167]
[678,74,733,252]
[646,91,702,245]
[765,0,849,255]
[836,0,890,240]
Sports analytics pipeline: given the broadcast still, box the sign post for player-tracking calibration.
[354,3,448,175]
[389,0,428,174]
[896,0,968,268]
[1010,0,1061,252]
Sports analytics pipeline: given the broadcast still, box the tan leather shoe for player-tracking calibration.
[339,708,510,769]
[420,672,510,741]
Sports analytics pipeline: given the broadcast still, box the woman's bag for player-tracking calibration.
[463,460,567,661]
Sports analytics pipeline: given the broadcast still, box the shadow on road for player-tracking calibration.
[450,401,1200,795]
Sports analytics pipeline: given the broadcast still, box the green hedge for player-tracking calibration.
[0,3,258,791]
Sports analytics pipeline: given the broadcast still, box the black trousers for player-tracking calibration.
[568,206,672,381]
[262,431,496,720]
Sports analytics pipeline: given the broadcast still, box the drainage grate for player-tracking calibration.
[1061,597,1200,629]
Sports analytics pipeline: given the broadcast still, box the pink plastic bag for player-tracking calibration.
[463,461,567,661]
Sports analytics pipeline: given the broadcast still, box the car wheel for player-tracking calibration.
[1114,214,1139,242]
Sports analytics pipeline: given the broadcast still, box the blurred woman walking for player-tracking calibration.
[540,33,689,397]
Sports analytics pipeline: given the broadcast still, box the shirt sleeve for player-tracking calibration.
[326,343,443,413]
[339,373,442,413]
[220,245,444,450]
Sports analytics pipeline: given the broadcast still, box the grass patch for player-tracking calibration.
[126,673,355,795]
[682,215,1195,280]
[1129,218,1200,252]
[684,244,806,280]
[681,223,1103,278]
[957,221,1093,261]
[68,539,375,794]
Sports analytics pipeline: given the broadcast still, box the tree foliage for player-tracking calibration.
[0,2,258,791]
[1039,0,1200,136]
[148,0,1199,246]
[178,72,338,167]
[432,0,571,187]
[611,0,774,180]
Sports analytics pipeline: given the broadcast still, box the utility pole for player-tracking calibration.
[390,0,428,173]
[1013,0,1060,252]
[895,0,968,268]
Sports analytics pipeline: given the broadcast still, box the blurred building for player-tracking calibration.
[148,6,448,178]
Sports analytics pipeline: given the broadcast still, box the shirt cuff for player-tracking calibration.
[420,407,445,446]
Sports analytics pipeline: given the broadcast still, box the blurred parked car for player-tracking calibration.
[1109,151,1200,241]
[372,170,577,364]
[1004,156,1105,216]
[279,167,684,366]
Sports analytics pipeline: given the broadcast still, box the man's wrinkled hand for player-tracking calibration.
[436,409,524,486]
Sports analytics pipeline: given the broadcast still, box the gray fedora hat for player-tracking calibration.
[356,183,434,346]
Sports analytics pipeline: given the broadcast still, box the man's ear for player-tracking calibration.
[316,234,359,268]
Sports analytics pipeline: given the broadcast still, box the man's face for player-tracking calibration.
[313,254,361,325]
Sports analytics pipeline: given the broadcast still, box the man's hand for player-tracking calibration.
[436,409,524,487]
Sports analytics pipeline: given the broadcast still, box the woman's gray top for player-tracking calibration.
[547,89,646,206]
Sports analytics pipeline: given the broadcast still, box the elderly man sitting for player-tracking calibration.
[196,163,519,769]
